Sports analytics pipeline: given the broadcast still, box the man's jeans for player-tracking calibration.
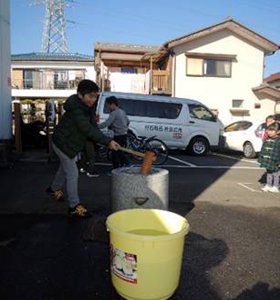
[112,135,130,168]
[51,143,80,208]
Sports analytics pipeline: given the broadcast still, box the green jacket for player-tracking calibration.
[258,136,280,171]
[52,94,112,158]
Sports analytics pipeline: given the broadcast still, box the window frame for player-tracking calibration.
[232,99,244,108]
[186,53,235,78]
[203,59,232,78]
[224,121,252,132]
[103,97,182,120]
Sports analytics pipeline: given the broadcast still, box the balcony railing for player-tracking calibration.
[12,78,84,90]
[151,70,171,95]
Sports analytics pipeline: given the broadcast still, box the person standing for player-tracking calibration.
[46,80,119,217]
[79,140,99,177]
[99,96,130,171]
[261,115,276,142]
[258,123,280,193]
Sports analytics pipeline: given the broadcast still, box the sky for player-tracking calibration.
[10,0,280,77]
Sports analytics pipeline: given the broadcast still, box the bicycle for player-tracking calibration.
[97,134,169,165]
[127,134,169,165]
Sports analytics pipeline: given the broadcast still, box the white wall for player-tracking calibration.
[172,29,268,125]
[12,89,76,98]
[0,0,12,139]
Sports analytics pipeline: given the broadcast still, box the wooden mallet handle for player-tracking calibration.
[118,146,146,158]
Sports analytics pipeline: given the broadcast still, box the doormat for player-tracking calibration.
[83,215,109,243]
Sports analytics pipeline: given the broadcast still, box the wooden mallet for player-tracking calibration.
[118,146,156,175]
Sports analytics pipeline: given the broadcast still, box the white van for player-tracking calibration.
[97,92,224,155]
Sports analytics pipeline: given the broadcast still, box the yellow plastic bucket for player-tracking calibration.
[106,209,189,300]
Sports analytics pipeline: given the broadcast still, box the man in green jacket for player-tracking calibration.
[46,80,119,218]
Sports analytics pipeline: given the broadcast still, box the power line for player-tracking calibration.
[69,19,164,43]
[71,2,188,34]
[71,0,280,37]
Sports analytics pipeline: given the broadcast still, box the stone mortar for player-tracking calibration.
[111,167,169,212]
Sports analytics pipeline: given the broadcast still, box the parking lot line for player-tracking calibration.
[164,165,262,169]
[238,182,262,193]
[95,162,262,170]
[212,152,259,164]
[168,155,197,167]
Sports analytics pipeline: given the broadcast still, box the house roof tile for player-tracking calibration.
[11,52,93,61]
[161,18,279,54]
[264,72,280,83]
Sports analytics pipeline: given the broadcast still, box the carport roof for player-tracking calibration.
[94,42,159,54]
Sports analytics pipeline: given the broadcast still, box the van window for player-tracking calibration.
[188,104,216,122]
[103,97,182,119]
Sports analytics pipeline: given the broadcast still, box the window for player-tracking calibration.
[121,67,138,74]
[186,57,232,77]
[188,104,216,122]
[104,98,182,119]
[186,58,203,76]
[211,109,219,117]
[54,71,68,89]
[232,99,244,108]
[224,121,252,132]
[23,70,33,89]
[204,59,231,77]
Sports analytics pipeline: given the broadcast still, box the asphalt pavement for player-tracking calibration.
[0,151,280,300]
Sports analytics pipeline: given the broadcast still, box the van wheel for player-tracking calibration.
[243,142,256,158]
[188,137,209,156]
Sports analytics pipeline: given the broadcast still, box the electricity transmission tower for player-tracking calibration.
[31,0,70,53]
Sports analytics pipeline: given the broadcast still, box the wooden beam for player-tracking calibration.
[185,52,237,60]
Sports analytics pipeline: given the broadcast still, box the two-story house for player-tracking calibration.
[95,18,280,126]
[11,52,95,102]
[148,18,280,125]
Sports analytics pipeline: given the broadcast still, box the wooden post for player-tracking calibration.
[149,57,153,95]
[57,103,63,122]
[101,62,105,92]
[14,102,22,155]
[45,101,55,161]
[168,55,173,95]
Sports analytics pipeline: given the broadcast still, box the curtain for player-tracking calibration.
[187,58,203,75]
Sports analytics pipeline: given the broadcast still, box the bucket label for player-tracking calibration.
[110,244,137,284]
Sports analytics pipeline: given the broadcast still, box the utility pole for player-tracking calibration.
[0,0,12,141]
[31,0,69,53]
[0,0,12,164]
